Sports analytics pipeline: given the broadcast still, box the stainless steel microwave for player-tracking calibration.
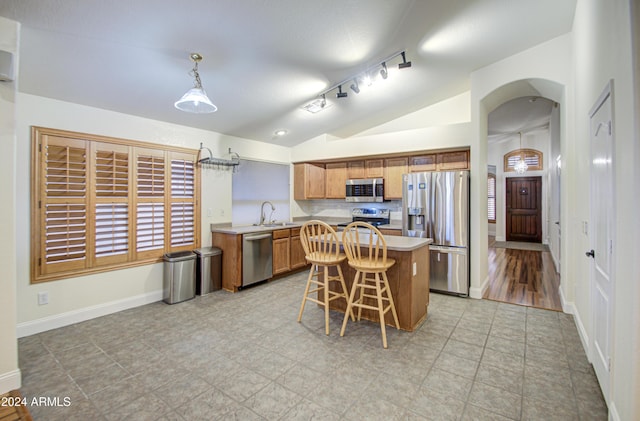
[345,178,384,202]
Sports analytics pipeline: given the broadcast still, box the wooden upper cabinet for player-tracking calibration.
[365,159,384,178]
[325,162,347,199]
[347,161,365,179]
[294,163,325,200]
[384,157,408,199]
[437,150,469,170]
[410,154,437,172]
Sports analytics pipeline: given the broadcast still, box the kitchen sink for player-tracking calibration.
[261,222,297,227]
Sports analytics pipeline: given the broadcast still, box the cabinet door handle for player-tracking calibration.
[585,249,595,258]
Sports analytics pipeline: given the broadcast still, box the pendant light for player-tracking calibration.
[514,132,528,174]
[175,53,217,114]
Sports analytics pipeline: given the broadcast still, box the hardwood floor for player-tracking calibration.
[484,236,562,311]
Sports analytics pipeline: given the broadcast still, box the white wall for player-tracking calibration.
[14,93,290,335]
[571,0,639,418]
[0,16,21,394]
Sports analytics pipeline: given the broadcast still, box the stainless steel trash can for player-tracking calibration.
[193,247,222,295]
[163,251,196,304]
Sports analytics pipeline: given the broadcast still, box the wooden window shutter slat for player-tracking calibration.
[136,203,165,253]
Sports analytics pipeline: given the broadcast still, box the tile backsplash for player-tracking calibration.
[296,199,403,222]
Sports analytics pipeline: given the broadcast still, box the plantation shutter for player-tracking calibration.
[32,127,201,283]
[169,152,197,250]
[39,136,88,275]
[504,149,543,172]
[93,143,130,266]
[135,148,166,259]
[488,173,496,223]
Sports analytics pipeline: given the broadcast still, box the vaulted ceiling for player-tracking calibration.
[0,0,576,146]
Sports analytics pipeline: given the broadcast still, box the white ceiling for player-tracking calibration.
[0,0,576,147]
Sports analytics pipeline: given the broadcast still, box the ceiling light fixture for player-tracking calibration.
[174,53,217,114]
[274,129,288,136]
[350,79,360,94]
[514,132,529,174]
[301,96,332,113]
[398,51,412,69]
[380,62,388,79]
[302,50,411,113]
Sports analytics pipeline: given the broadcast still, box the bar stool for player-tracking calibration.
[297,220,354,335]
[340,222,400,348]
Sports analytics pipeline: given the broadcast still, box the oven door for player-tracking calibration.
[345,178,384,202]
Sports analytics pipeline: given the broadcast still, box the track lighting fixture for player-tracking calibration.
[302,50,411,113]
[350,79,360,94]
[175,53,217,114]
[380,62,388,79]
[398,51,412,69]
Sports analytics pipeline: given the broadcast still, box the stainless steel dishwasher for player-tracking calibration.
[242,232,273,287]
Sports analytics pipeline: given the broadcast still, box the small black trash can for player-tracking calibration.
[193,247,222,295]
[163,251,196,304]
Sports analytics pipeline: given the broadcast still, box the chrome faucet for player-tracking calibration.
[259,201,275,225]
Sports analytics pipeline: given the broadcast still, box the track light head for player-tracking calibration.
[398,51,412,69]
[320,94,327,108]
[336,85,348,98]
[380,62,388,79]
[350,79,360,94]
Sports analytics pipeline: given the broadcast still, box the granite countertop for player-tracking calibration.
[210,216,351,235]
[341,234,431,252]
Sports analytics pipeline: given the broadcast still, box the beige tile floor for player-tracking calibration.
[18,271,607,420]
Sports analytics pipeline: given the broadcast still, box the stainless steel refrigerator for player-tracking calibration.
[402,171,469,296]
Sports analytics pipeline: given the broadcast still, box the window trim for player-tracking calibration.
[487,173,496,223]
[503,148,543,172]
[31,126,201,283]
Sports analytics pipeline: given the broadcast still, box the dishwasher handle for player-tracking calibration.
[244,233,272,241]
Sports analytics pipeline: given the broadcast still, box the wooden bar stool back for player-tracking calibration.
[340,222,400,348]
[297,220,354,335]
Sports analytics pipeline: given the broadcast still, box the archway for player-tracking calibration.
[469,77,567,309]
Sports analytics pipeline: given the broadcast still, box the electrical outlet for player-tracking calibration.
[38,291,49,305]
[207,208,213,217]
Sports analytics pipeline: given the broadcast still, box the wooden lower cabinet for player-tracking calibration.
[212,232,242,292]
[290,228,307,269]
[379,228,402,236]
[213,227,309,292]
[272,229,291,275]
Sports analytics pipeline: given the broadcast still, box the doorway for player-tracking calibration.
[506,176,542,243]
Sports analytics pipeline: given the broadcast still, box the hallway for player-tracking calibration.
[484,237,562,311]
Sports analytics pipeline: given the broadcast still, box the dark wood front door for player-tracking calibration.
[506,176,542,243]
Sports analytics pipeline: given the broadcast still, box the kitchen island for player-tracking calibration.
[321,235,432,332]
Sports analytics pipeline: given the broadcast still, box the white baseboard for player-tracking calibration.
[609,402,620,421]
[470,275,489,299]
[495,236,505,242]
[559,285,574,314]
[0,369,21,395]
[572,305,591,362]
[17,290,163,338]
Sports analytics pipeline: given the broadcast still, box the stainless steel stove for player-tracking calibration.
[337,208,390,230]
